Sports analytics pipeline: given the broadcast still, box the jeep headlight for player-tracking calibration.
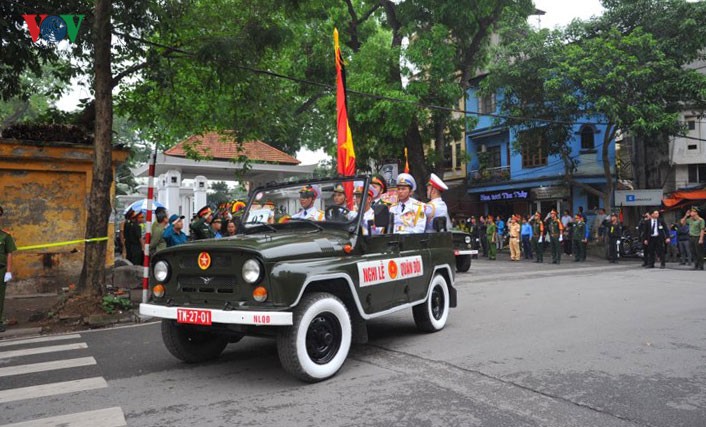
[464,236,471,244]
[154,260,170,282]
[242,259,262,284]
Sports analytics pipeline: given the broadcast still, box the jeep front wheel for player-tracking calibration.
[161,320,228,363]
[412,274,450,332]
[277,292,352,382]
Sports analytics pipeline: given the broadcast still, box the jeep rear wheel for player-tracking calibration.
[456,255,471,272]
[412,274,450,332]
[161,320,228,363]
[277,292,352,382]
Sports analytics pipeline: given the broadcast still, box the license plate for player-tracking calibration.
[177,308,212,326]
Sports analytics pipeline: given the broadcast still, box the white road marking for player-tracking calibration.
[0,343,87,359]
[0,377,108,404]
[0,357,96,378]
[0,334,82,348]
[0,406,126,427]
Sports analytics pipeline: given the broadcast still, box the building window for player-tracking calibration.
[688,144,698,150]
[520,132,548,168]
[688,120,696,131]
[688,164,706,183]
[487,146,501,168]
[580,126,595,150]
[478,94,496,114]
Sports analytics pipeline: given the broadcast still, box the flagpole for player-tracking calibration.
[142,146,157,304]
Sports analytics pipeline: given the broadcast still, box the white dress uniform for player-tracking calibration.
[425,198,451,232]
[292,208,325,221]
[390,197,427,234]
[361,208,383,236]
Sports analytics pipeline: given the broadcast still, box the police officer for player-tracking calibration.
[607,213,622,263]
[572,213,588,262]
[390,173,426,233]
[0,206,17,333]
[424,173,451,232]
[681,206,705,270]
[486,215,497,260]
[293,185,325,221]
[546,210,563,264]
[531,211,545,263]
[190,206,215,240]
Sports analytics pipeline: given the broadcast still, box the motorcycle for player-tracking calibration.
[620,227,644,258]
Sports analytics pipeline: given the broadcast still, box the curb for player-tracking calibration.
[0,327,43,340]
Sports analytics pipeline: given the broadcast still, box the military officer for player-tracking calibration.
[424,173,451,232]
[370,174,388,207]
[545,209,563,264]
[327,184,354,221]
[0,206,17,333]
[361,186,384,236]
[572,213,588,262]
[292,184,325,221]
[530,211,545,263]
[190,205,215,240]
[486,215,497,260]
[390,173,426,234]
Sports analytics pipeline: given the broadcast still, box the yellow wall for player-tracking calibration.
[0,139,129,293]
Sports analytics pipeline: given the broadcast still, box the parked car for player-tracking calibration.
[140,176,458,382]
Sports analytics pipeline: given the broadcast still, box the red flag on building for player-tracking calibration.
[334,29,356,207]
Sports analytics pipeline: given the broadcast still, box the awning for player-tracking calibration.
[662,186,706,208]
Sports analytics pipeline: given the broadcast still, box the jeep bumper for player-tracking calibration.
[454,249,478,256]
[139,303,293,326]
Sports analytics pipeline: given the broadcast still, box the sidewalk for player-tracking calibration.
[1,289,145,340]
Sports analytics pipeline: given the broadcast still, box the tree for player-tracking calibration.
[483,0,706,209]
[118,0,534,197]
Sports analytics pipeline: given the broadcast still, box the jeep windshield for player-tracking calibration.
[240,177,367,233]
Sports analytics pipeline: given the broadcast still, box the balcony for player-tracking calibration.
[468,166,511,187]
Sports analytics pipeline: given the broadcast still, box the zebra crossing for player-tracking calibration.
[0,333,126,427]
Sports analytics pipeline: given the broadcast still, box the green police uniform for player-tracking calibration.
[486,222,497,260]
[531,219,545,263]
[572,220,587,262]
[190,217,215,240]
[686,217,705,270]
[0,229,18,324]
[546,218,562,264]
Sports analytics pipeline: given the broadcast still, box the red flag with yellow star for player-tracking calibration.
[334,29,356,206]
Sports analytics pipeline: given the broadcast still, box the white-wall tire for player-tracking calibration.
[412,274,450,332]
[277,292,352,382]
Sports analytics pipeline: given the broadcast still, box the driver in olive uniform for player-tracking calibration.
[292,185,325,221]
[390,173,426,234]
[326,184,356,221]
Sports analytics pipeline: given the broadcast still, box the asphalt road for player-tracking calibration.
[2,256,705,427]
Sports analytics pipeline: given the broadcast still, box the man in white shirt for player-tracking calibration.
[389,173,426,234]
[292,185,325,221]
[424,173,451,232]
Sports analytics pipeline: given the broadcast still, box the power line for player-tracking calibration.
[116,31,706,142]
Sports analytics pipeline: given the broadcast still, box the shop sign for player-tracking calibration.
[614,189,663,206]
[531,186,570,200]
[479,190,529,202]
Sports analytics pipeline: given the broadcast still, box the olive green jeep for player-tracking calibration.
[140,176,457,382]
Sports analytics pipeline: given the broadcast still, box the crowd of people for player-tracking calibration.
[117,172,456,262]
[453,206,706,268]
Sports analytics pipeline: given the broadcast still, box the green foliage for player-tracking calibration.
[101,294,132,314]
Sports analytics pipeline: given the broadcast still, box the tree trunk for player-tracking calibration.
[404,117,429,199]
[78,0,113,297]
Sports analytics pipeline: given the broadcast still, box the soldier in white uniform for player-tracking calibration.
[292,184,325,221]
[389,173,426,234]
[424,172,451,232]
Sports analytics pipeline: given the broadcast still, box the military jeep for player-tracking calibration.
[140,176,457,382]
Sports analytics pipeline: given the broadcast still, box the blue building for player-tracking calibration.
[465,83,616,219]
